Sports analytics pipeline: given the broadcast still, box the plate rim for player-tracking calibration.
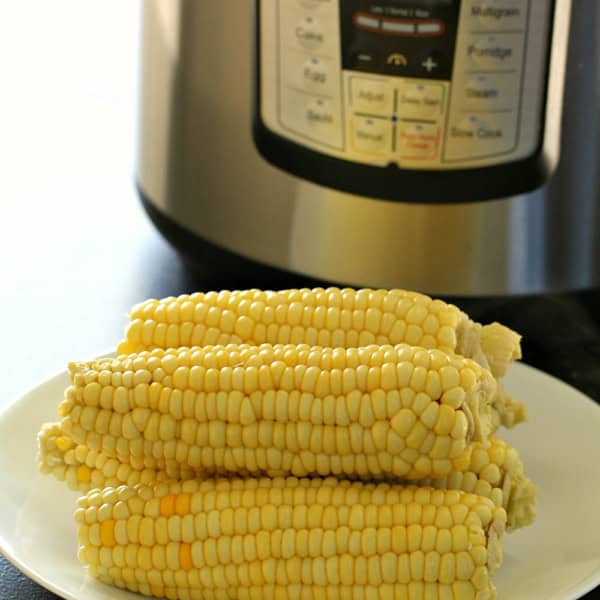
[0,350,116,600]
[1,359,600,600]
[0,366,80,600]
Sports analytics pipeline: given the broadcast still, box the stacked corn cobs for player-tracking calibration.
[38,288,536,600]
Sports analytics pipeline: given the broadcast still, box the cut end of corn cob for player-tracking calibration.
[38,422,72,476]
[456,318,522,381]
[117,288,522,377]
[490,385,527,430]
[37,422,180,493]
[416,437,536,531]
[58,343,496,482]
[465,368,495,443]
[479,323,522,378]
[505,474,537,531]
[76,476,506,600]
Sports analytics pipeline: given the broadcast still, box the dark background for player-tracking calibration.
[0,1,598,598]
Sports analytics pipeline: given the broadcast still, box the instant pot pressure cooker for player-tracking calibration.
[137,0,600,295]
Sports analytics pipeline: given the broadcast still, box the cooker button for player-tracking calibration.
[466,34,522,70]
[301,56,331,92]
[280,88,343,148]
[397,122,441,160]
[397,82,444,119]
[298,0,334,9]
[351,116,392,155]
[462,73,518,111]
[444,113,516,160]
[468,1,527,31]
[350,77,393,115]
[305,97,337,133]
[295,15,325,49]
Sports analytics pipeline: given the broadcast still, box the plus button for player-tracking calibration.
[422,56,438,72]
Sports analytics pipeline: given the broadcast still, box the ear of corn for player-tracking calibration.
[117,288,522,379]
[76,476,506,600]
[57,343,497,482]
[39,422,535,531]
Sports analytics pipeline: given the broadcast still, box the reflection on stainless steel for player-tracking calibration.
[138,0,600,295]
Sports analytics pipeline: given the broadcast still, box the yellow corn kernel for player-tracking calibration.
[99,520,115,548]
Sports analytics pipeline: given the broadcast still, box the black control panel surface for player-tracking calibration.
[340,0,461,80]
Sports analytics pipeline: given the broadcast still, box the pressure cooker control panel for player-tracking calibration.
[258,0,554,170]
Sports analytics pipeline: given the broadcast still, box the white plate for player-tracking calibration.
[1,362,600,600]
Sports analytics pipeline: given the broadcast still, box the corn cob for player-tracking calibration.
[117,288,522,379]
[58,343,496,481]
[39,423,535,531]
[412,437,536,531]
[76,476,506,600]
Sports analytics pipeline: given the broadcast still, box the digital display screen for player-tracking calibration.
[341,0,461,79]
